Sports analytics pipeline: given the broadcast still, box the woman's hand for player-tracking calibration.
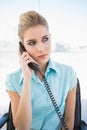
[18,47,37,79]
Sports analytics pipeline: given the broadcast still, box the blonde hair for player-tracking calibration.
[18,10,49,41]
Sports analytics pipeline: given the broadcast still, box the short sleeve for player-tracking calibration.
[5,74,16,92]
[68,67,77,91]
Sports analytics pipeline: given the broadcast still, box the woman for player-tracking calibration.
[5,10,77,130]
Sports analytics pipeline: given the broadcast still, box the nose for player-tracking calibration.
[37,43,45,52]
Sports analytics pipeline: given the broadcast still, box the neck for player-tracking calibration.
[40,61,49,74]
[35,61,49,80]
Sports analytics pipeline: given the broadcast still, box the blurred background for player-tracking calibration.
[0,0,87,128]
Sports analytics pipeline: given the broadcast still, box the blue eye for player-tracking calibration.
[42,37,49,42]
[28,41,36,46]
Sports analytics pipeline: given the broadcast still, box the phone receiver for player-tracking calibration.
[19,42,40,71]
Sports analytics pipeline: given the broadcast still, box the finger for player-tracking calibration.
[21,52,30,59]
[29,59,39,65]
[26,59,31,65]
[23,56,30,61]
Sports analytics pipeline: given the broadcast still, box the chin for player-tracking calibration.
[39,58,49,66]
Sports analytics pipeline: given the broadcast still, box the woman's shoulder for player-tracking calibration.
[5,68,23,94]
[50,58,74,71]
[51,59,77,89]
[6,68,22,81]
[50,58,77,79]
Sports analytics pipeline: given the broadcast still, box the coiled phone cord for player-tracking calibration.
[39,70,69,130]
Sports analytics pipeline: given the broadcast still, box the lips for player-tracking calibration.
[38,54,47,58]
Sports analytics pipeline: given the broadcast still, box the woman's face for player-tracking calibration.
[23,25,51,66]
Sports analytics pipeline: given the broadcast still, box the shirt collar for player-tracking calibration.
[47,58,57,71]
[19,58,61,84]
[45,58,62,79]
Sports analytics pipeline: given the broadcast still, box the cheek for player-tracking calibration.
[47,39,51,50]
[27,48,34,56]
[27,48,37,60]
[47,43,51,52]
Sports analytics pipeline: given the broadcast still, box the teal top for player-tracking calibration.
[5,59,77,130]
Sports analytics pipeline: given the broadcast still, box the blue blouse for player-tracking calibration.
[5,59,77,130]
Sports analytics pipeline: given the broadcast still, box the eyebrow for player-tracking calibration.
[26,34,49,43]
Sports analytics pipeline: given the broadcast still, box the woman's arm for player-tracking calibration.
[7,50,35,130]
[8,78,32,130]
[62,85,77,130]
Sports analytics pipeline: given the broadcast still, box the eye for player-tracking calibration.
[42,37,49,42]
[28,41,36,46]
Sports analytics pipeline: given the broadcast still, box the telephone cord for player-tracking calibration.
[38,70,69,130]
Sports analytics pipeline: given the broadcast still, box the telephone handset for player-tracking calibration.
[19,42,40,71]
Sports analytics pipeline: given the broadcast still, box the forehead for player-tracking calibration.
[23,25,49,39]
